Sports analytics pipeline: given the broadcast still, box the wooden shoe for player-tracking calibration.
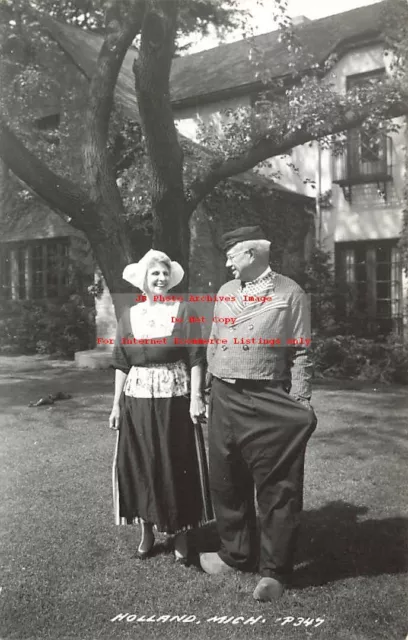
[253,577,285,601]
[174,554,190,566]
[174,532,188,564]
[136,528,155,559]
[199,552,236,575]
[136,542,154,559]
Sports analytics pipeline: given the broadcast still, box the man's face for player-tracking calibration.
[225,246,252,280]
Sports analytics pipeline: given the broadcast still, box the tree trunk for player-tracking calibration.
[152,191,191,289]
[85,215,136,317]
[133,1,189,275]
[81,3,145,276]
[82,119,135,266]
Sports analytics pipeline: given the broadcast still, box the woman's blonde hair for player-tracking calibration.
[143,252,172,292]
[145,251,172,272]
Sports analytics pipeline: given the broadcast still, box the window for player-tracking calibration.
[332,70,393,199]
[347,70,388,177]
[360,128,382,165]
[0,248,11,300]
[336,240,403,335]
[0,239,69,301]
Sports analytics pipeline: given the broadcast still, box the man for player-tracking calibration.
[200,225,317,601]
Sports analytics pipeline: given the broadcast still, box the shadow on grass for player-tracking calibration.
[186,501,408,586]
[295,500,408,587]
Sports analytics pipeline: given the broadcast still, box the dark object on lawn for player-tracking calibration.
[28,391,72,407]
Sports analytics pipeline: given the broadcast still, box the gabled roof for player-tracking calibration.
[42,1,385,111]
[170,2,385,106]
[0,201,80,242]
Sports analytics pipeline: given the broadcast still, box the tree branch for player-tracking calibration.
[188,87,408,212]
[131,0,190,263]
[132,0,184,207]
[83,0,145,205]
[0,117,96,231]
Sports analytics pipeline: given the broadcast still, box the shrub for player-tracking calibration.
[0,295,95,358]
[311,333,408,385]
[304,246,338,335]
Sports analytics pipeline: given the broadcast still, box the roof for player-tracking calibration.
[170,2,385,106]
[42,1,385,110]
[0,201,80,242]
[228,171,313,203]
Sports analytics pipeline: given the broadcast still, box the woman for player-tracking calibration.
[109,249,213,562]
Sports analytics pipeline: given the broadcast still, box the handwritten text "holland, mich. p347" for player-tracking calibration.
[111,612,325,627]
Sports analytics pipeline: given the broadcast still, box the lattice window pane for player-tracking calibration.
[0,247,12,300]
[59,243,70,289]
[377,282,391,299]
[391,247,402,321]
[17,247,26,300]
[46,243,59,297]
[336,239,402,336]
[345,249,355,283]
[360,130,382,164]
[32,244,45,298]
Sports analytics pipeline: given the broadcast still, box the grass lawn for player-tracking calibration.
[0,360,407,640]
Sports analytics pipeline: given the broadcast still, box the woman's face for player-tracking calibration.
[144,262,171,296]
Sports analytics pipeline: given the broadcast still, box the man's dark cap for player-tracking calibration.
[221,225,268,252]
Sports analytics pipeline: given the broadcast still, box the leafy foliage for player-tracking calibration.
[0,0,90,191]
[312,334,408,385]
[0,0,253,228]
[0,295,96,357]
[175,0,251,53]
[303,246,339,335]
[196,69,402,167]
[0,0,247,49]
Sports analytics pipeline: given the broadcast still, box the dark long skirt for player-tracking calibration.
[112,393,213,533]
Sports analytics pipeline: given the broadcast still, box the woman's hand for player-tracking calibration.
[189,395,206,425]
[109,403,121,431]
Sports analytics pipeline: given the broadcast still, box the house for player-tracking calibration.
[0,0,405,360]
[170,0,407,337]
[0,190,93,302]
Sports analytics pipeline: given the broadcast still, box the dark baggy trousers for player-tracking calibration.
[208,377,317,581]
